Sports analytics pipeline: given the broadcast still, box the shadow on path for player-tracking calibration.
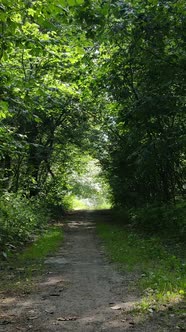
[0,210,185,331]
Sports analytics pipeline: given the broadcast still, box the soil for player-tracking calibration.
[0,211,185,332]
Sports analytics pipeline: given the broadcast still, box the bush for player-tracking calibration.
[0,192,50,253]
[112,206,131,224]
[113,202,186,240]
[130,202,186,239]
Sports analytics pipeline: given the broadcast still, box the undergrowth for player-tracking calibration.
[0,192,50,256]
[113,201,186,241]
[97,222,186,312]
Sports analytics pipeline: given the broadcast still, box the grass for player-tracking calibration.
[0,226,63,294]
[19,227,63,261]
[97,221,186,312]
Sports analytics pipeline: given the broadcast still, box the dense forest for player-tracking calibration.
[0,0,186,252]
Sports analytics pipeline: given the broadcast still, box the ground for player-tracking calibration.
[0,211,185,331]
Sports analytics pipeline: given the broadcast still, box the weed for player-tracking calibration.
[97,222,186,312]
[0,227,63,294]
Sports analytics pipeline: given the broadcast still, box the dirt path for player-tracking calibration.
[0,211,181,331]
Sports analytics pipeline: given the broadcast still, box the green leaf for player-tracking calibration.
[67,0,76,6]
[56,0,67,7]
[0,101,8,119]
[67,0,84,6]
[2,252,8,260]
[27,8,36,17]
[76,0,84,4]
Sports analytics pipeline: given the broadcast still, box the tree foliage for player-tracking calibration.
[0,0,92,198]
[91,0,186,206]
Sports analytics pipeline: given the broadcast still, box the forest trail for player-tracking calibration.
[0,211,174,331]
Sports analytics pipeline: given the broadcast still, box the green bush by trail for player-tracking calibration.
[113,202,186,241]
[0,192,50,254]
[132,203,186,239]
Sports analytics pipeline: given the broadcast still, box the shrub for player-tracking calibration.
[131,202,186,239]
[114,202,186,240]
[0,192,50,254]
[112,206,131,224]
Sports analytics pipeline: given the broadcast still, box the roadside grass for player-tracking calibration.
[0,226,63,294]
[19,227,63,261]
[97,222,186,312]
